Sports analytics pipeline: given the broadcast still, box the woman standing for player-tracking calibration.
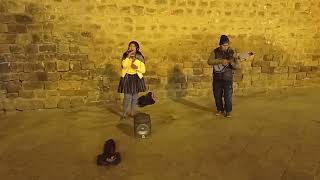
[118,41,146,120]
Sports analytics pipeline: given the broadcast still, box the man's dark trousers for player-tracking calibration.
[213,79,233,113]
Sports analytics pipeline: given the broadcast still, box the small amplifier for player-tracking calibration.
[133,113,151,138]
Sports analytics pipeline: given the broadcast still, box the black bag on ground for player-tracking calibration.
[138,92,155,107]
[96,139,121,166]
[103,139,115,155]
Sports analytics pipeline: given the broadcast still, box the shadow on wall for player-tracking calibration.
[166,64,187,99]
[98,63,121,102]
[101,63,123,116]
[166,64,212,112]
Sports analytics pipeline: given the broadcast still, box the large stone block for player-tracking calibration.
[38,54,56,61]
[311,66,320,72]
[251,67,261,73]
[296,72,307,80]
[0,82,4,90]
[187,75,201,82]
[300,66,312,72]
[25,3,44,15]
[0,101,3,111]
[289,66,300,73]
[16,34,32,45]
[280,80,294,87]
[0,14,15,23]
[15,99,44,111]
[307,72,317,78]
[24,44,38,54]
[70,97,86,107]
[81,61,95,70]
[46,90,59,97]
[19,90,34,98]
[15,15,33,24]
[251,81,267,88]
[27,24,42,32]
[45,81,58,90]
[39,44,56,53]
[270,61,279,67]
[81,81,98,90]
[191,82,202,90]
[288,73,297,80]
[183,62,193,68]
[31,99,45,109]
[57,60,69,71]
[0,63,10,73]
[237,81,251,88]
[193,68,203,75]
[0,24,8,33]
[58,81,81,90]
[59,90,75,96]
[19,73,34,81]
[251,73,260,81]
[22,81,44,90]
[0,73,19,81]
[155,0,167,5]
[7,93,19,98]
[57,98,70,108]
[132,5,144,15]
[145,77,161,85]
[261,66,274,74]
[70,61,81,71]
[274,67,288,73]
[0,45,10,53]
[23,63,34,72]
[9,62,24,72]
[47,73,60,81]
[3,99,16,111]
[34,90,46,98]
[7,1,25,13]
[75,90,89,96]
[5,80,21,93]
[7,24,27,33]
[242,74,252,81]
[171,9,184,15]
[20,72,47,81]
[45,97,58,109]
[61,72,89,81]
[34,62,44,72]
[0,34,16,44]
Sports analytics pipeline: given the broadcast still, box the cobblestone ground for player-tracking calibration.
[0,87,320,180]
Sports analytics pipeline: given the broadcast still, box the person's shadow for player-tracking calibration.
[103,104,133,137]
[116,122,133,137]
[166,64,188,98]
[167,64,212,112]
[172,98,212,112]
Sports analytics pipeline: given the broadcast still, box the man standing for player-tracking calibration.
[207,35,239,118]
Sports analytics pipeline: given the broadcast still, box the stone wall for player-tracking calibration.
[1,0,320,112]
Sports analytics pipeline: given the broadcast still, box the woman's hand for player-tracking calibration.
[131,63,138,69]
[127,50,135,58]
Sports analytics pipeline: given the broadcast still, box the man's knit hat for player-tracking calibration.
[219,35,230,45]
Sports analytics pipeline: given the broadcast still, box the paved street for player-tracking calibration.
[0,87,320,180]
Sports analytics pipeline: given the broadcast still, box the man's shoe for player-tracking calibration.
[216,111,224,116]
[120,114,127,120]
[225,112,232,118]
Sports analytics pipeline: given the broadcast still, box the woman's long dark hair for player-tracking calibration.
[122,41,144,61]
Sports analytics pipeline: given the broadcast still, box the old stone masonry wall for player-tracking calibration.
[1,0,320,112]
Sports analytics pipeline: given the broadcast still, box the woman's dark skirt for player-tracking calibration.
[117,74,147,94]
